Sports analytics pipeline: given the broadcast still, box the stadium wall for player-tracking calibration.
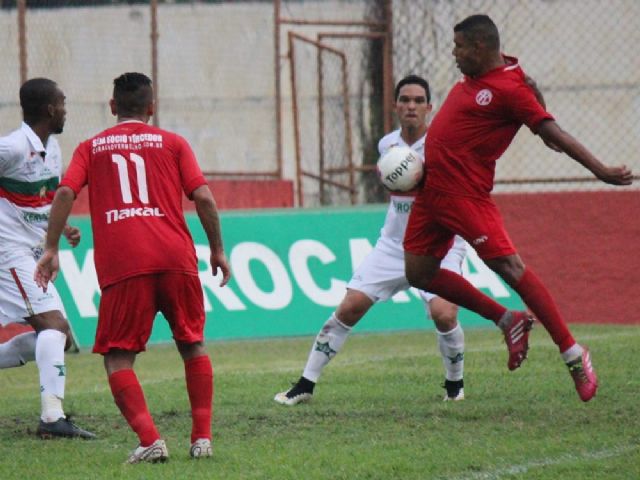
[69,180,295,214]
[0,190,637,347]
[494,190,640,326]
[1,1,638,191]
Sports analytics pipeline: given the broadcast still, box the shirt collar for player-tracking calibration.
[20,121,46,155]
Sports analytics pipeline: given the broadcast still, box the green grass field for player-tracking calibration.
[1,324,639,479]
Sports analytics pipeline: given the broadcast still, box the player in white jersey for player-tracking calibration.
[275,75,468,405]
[0,78,95,439]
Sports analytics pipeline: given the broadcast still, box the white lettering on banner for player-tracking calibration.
[57,239,511,318]
[289,240,346,307]
[58,250,100,316]
[462,245,510,297]
[230,242,293,310]
[195,245,246,312]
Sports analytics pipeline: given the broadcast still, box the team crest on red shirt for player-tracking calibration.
[475,89,493,106]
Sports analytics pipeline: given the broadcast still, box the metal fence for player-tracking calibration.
[278,0,639,205]
[1,0,638,207]
[391,0,640,193]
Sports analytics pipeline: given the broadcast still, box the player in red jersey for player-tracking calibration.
[35,72,231,462]
[403,15,633,402]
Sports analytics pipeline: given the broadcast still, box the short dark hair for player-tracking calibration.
[19,78,59,121]
[113,72,153,116]
[394,75,431,103]
[454,14,500,51]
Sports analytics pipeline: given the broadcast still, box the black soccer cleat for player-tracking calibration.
[37,417,97,440]
[442,379,465,402]
[274,376,315,406]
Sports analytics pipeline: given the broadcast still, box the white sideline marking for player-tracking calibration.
[443,444,638,480]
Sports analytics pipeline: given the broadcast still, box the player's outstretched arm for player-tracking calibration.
[537,120,634,185]
[192,185,231,286]
[34,186,76,290]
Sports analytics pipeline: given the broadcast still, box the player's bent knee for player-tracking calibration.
[336,290,373,326]
[27,310,70,337]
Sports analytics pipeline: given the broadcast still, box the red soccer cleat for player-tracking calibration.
[502,311,534,371]
[566,347,598,402]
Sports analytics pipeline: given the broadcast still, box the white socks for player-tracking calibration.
[0,331,36,368]
[436,323,465,381]
[302,313,352,383]
[561,343,584,363]
[35,329,67,422]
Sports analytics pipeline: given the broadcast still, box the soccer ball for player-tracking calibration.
[376,146,424,192]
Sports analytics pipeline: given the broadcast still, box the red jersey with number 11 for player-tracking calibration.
[425,56,554,199]
[60,120,207,289]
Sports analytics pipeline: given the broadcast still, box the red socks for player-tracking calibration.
[514,269,575,352]
[185,355,213,443]
[108,369,160,447]
[108,357,213,446]
[427,269,507,323]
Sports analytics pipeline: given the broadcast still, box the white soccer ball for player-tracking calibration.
[376,146,424,192]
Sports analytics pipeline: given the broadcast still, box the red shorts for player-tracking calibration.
[404,188,516,260]
[93,272,205,354]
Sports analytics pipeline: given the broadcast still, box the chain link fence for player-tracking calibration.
[0,0,279,180]
[1,0,638,207]
[391,0,640,193]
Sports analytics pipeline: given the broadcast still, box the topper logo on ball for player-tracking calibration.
[385,159,411,184]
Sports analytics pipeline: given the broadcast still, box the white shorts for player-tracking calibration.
[0,252,65,325]
[347,235,467,304]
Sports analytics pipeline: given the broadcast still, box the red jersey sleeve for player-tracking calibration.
[175,134,207,198]
[59,141,90,195]
[507,75,554,134]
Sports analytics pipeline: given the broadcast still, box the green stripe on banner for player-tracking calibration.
[54,205,524,348]
[0,176,59,195]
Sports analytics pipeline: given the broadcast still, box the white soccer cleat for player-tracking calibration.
[126,439,169,464]
[274,389,313,406]
[190,438,213,459]
[274,378,315,406]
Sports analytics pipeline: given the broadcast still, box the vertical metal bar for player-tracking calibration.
[150,0,160,127]
[340,55,355,204]
[317,46,326,204]
[18,0,27,84]
[288,33,304,206]
[274,0,283,179]
[382,0,394,132]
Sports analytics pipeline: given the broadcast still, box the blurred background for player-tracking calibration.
[1,0,639,207]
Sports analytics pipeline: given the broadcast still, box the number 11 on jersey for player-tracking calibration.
[112,153,149,204]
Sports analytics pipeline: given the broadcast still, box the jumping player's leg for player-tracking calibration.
[483,254,576,352]
[404,192,533,371]
[405,252,508,322]
[484,254,597,401]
